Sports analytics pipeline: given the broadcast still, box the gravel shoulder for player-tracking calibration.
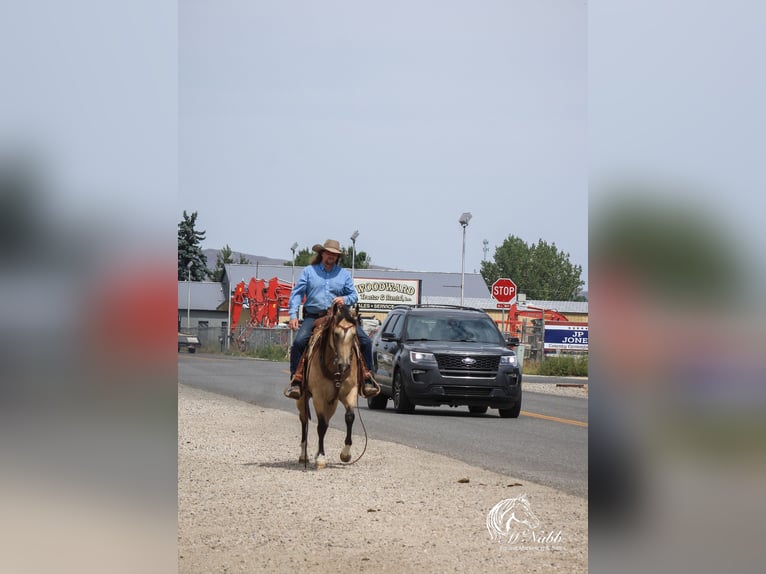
[178,383,588,573]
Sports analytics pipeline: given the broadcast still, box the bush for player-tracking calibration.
[223,344,289,361]
[523,355,588,377]
[254,344,290,361]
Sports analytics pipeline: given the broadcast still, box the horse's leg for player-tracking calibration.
[298,397,308,464]
[316,415,328,469]
[340,406,355,463]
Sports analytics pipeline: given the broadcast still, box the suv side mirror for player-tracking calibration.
[381,331,398,342]
[505,335,520,347]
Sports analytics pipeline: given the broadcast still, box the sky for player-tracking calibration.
[179,0,587,282]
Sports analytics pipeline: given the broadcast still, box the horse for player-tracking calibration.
[486,494,541,541]
[297,302,364,469]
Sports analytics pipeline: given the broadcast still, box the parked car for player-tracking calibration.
[368,305,522,417]
[178,333,201,353]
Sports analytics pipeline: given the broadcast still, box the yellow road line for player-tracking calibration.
[521,411,588,428]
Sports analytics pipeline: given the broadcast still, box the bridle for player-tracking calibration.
[317,305,360,396]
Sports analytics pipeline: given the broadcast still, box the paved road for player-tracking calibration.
[178,354,588,497]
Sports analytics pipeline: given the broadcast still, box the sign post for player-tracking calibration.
[491,278,517,334]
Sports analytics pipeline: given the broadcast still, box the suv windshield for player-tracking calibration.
[405,316,501,344]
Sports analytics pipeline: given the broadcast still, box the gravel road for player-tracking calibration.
[178,383,587,573]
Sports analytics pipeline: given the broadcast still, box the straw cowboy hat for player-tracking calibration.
[312,239,343,255]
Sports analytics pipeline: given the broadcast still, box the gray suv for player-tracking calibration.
[368,305,522,418]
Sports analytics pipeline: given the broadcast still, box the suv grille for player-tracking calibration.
[435,354,500,375]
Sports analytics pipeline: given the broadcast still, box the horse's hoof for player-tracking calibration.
[315,456,327,469]
[299,456,308,464]
[340,452,351,463]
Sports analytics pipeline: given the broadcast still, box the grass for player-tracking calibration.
[523,354,588,377]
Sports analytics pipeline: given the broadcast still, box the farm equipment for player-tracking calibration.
[229,277,293,351]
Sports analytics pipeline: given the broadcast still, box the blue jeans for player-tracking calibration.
[289,317,373,378]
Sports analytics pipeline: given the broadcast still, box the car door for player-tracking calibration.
[372,312,403,391]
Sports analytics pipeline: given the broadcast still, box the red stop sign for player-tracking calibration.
[491,278,517,303]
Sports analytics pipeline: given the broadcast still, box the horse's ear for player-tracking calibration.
[351,304,359,319]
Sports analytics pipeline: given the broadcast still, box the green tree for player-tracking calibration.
[211,244,249,281]
[178,210,209,281]
[342,246,370,270]
[481,236,584,300]
[283,247,313,267]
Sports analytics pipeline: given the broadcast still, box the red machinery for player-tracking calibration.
[229,277,293,350]
[496,304,571,338]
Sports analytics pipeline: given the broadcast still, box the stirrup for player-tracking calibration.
[361,379,380,398]
[284,382,302,399]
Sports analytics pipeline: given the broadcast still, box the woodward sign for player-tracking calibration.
[353,278,421,311]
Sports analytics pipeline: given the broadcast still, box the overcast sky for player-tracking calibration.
[179,0,587,283]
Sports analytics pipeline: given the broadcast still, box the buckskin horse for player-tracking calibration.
[297,302,365,469]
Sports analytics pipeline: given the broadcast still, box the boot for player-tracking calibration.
[360,368,380,398]
[284,351,307,399]
[283,378,301,399]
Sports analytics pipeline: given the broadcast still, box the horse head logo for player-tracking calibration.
[486,493,541,542]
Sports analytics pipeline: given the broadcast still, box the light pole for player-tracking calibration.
[290,242,298,286]
[186,260,193,330]
[289,242,298,346]
[459,212,472,306]
[350,230,359,278]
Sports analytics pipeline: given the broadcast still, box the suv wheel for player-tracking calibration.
[468,405,488,414]
[367,393,388,410]
[392,371,415,414]
[498,401,521,418]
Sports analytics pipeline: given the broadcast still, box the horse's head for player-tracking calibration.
[509,494,540,530]
[329,303,359,373]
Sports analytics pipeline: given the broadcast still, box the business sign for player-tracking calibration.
[544,324,588,351]
[354,278,421,311]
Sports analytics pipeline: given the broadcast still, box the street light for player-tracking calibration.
[186,260,193,330]
[458,212,472,306]
[289,242,298,346]
[350,230,359,278]
[290,242,298,286]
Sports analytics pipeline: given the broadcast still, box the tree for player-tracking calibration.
[481,236,584,300]
[178,211,209,281]
[211,244,247,282]
[342,246,370,270]
[283,247,313,267]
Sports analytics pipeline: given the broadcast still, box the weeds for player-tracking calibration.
[523,355,588,377]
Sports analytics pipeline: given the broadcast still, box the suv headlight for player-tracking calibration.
[409,350,435,363]
[500,355,518,366]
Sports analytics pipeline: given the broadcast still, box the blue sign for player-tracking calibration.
[544,324,588,351]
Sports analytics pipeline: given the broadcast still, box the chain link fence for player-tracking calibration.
[178,326,291,359]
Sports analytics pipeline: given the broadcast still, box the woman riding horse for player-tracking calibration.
[284,238,379,399]
[297,301,366,467]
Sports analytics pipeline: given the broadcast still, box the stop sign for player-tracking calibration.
[491,278,517,303]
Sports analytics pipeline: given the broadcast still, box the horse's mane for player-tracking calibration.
[334,303,358,325]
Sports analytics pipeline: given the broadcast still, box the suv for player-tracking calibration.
[368,305,522,418]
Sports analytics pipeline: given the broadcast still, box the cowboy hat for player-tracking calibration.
[312,239,343,255]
